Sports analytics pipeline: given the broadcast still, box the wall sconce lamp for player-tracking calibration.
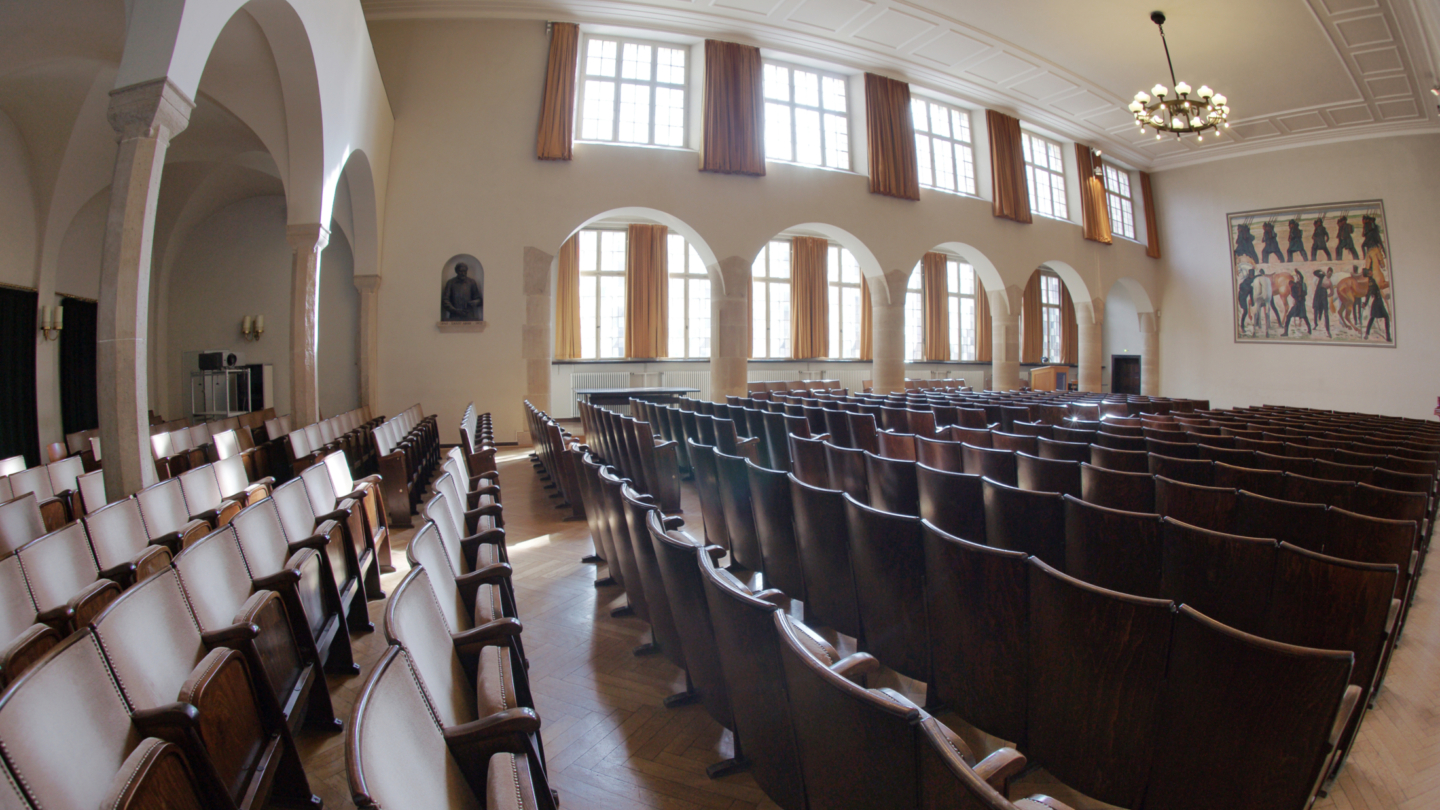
[241,315,265,341]
[1092,148,1104,176]
[39,305,63,341]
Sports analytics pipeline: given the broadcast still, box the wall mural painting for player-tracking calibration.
[1229,200,1394,347]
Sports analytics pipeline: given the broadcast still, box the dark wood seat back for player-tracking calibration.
[982,478,1065,570]
[956,407,989,429]
[963,444,1017,486]
[788,474,862,638]
[824,442,869,501]
[715,449,764,571]
[1027,558,1172,809]
[823,409,854,449]
[1010,420,1055,439]
[848,412,880,454]
[918,465,986,545]
[916,435,965,472]
[864,452,920,516]
[599,467,650,624]
[876,430,917,461]
[1235,491,1328,554]
[843,496,930,681]
[1155,476,1238,533]
[1089,444,1149,473]
[948,426,993,447]
[1147,454,1215,486]
[1063,496,1164,598]
[991,431,1038,455]
[1351,482,1428,526]
[746,461,805,602]
[647,513,734,731]
[1282,472,1357,511]
[1080,463,1155,513]
[1036,437,1090,463]
[686,439,730,554]
[1016,452,1081,498]
[1053,426,1097,444]
[1212,461,1284,498]
[1159,517,1277,637]
[1095,432,1147,452]
[1146,438,1200,459]
[788,434,830,488]
[621,485,687,670]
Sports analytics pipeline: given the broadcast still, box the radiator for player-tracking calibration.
[747,368,801,383]
[662,370,710,403]
[831,368,870,393]
[567,371,631,418]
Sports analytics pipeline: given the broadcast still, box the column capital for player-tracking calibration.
[108,78,193,141]
[286,223,330,253]
[353,274,383,293]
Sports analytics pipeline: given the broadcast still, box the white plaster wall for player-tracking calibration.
[0,109,37,288]
[1154,133,1440,419]
[165,196,293,419]
[1101,283,1142,393]
[369,19,1164,441]
[54,189,106,299]
[318,224,359,416]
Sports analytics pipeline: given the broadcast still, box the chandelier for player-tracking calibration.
[1129,11,1229,142]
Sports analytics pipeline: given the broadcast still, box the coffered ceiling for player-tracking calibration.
[362,0,1440,170]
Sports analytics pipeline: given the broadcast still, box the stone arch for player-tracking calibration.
[1037,259,1094,310]
[767,222,885,300]
[927,241,1010,315]
[336,149,378,278]
[1110,277,1156,315]
[560,205,722,291]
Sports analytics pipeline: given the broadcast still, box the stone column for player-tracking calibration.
[1077,297,1104,393]
[1140,311,1160,396]
[99,78,192,500]
[989,286,1021,391]
[870,269,909,395]
[522,247,553,444]
[353,274,381,411]
[709,256,750,401]
[288,223,329,425]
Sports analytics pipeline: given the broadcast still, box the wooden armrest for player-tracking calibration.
[34,604,76,631]
[1332,685,1364,746]
[201,621,260,649]
[830,653,880,682]
[455,562,514,586]
[443,708,541,746]
[98,561,138,585]
[287,533,330,553]
[461,526,506,549]
[1388,598,1401,634]
[315,508,350,525]
[973,747,1027,791]
[148,531,185,555]
[752,589,789,606]
[252,567,302,590]
[0,624,61,684]
[67,578,122,628]
[453,617,525,654]
[132,702,202,739]
[703,545,726,562]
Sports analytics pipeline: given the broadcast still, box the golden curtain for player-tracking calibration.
[865,74,920,201]
[702,40,766,176]
[624,224,668,358]
[1140,171,1162,259]
[536,22,579,161]
[859,275,873,361]
[986,110,1032,224]
[922,252,950,361]
[975,282,992,363]
[1020,271,1043,364]
[554,235,581,359]
[1075,145,1113,244]
[1059,284,1078,365]
[789,237,828,360]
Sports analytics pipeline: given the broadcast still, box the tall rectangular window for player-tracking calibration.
[950,259,978,362]
[827,245,862,359]
[667,234,710,359]
[578,229,627,359]
[751,241,791,359]
[1103,163,1136,240]
[911,99,976,195]
[904,270,923,362]
[579,36,687,147]
[1022,132,1068,220]
[763,62,849,170]
[1040,272,1062,362]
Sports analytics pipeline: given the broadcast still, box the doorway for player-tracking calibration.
[1112,356,1141,395]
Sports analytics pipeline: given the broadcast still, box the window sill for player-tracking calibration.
[552,357,710,365]
[764,159,858,176]
[574,140,696,154]
[919,185,981,201]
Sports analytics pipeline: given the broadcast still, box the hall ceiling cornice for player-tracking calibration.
[362,0,1440,172]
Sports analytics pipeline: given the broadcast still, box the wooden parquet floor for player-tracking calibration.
[291,447,1440,810]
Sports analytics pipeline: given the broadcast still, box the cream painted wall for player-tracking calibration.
[1101,282,1142,393]
[55,189,106,300]
[318,225,360,417]
[369,19,1165,440]
[1153,133,1440,419]
[0,109,37,289]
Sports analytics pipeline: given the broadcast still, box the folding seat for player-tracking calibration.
[822,408,854,449]
[45,455,84,517]
[907,408,939,437]
[1159,517,1276,637]
[229,498,357,674]
[1236,436,1286,454]
[1196,444,1256,467]
[1016,452,1081,498]
[406,520,520,667]
[687,438,731,551]
[1145,605,1356,810]
[1154,476,1239,533]
[91,569,318,807]
[843,495,929,681]
[1252,449,1311,475]
[1234,491,1327,554]
[759,409,789,469]
[1086,444,1146,474]
[74,467,107,515]
[1288,443,1339,462]
[879,405,909,433]
[0,551,60,687]
[963,443,1017,486]
[846,411,880,455]
[595,465,651,624]
[175,464,243,529]
[172,526,337,734]
[745,460,805,601]
[8,467,69,530]
[859,450,918,516]
[646,511,746,777]
[0,456,23,477]
[16,521,119,632]
[983,478,1065,570]
[348,646,557,810]
[1264,543,1398,774]
[135,477,211,553]
[1327,507,1419,639]
[789,473,863,639]
[1283,472,1356,510]
[300,463,384,600]
[1027,558,1172,809]
[997,405,1031,433]
[1035,436,1090,463]
[1311,458,1376,484]
[876,430,917,461]
[1010,419,1055,440]
[1100,423,1145,438]
[1209,461,1282,498]
[82,498,176,588]
[1350,481,1428,537]
[947,425,992,447]
[1063,496,1164,598]
[1051,426,1096,444]
[915,434,965,472]
[693,411,719,447]
[957,406,990,428]
[0,493,48,556]
[714,448,765,571]
[0,630,223,810]
[1377,454,1439,477]
[990,430,1038,456]
[824,441,869,500]
[269,477,372,637]
[383,566,542,763]
[918,464,987,545]
[1147,454,1214,486]
[1095,432,1147,452]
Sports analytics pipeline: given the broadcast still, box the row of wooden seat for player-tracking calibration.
[373,404,439,527]
[525,401,585,520]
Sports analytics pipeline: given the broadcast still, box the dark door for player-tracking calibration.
[1112,356,1141,395]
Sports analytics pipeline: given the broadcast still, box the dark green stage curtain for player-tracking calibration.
[59,297,99,436]
[0,287,39,467]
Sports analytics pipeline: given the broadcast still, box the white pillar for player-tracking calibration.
[709,256,750,401]
[288,223,329,424]
[98,78,192,499]
[1140,311,1160,396]
[870,269,908,395]
[989,287,1020,391]
[1078,297,1104,393]
[353,274,381,411]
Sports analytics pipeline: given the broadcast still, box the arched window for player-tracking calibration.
[904,270,923,361]
[1040,271,1062,361]
[578,229,626,358]
[950,260,978,361]
[751,240,791,359]
[667,234,710,358]
[827,245,862,359]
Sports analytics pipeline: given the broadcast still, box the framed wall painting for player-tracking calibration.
[1228,199,1395,347]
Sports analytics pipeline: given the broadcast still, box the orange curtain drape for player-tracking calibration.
[865,74,920,201]
[1020,271,1043,364]
[1059,284,1078,365]
[986,110,1032,224]
[1140,171,1162,259]
[624,224,668,358]
[790,237,828,360]
[975,283,992,363]
[1075,145,1113,244]
[536,22,579,161]
[554,235,581,359]
[859,276,873,361]
[922,252,949,361]
[702,40,766,176]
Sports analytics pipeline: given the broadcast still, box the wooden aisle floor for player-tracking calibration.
[291,447,1440,810]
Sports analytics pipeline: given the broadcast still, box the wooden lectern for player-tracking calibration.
[1030,366,1069,392]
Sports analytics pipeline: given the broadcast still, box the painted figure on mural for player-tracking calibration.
[1237,264,1256,331]
[1335,215,1358,260]
[1312,268,1332,338]
[1260,222,1285,263]
[1283,268,1311,336]
[1234,223,1259,263]
[1364,266,1390,342]
[1310,217,1332,262]
[1286,219,1307,262]
[1361,214,1383,254]
[442,262,484,321]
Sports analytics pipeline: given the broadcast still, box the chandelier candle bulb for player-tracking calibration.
[242,315,253,334]
[54,306,61,329]
[1175,81,1191,95]
[1199,85,1213,99]
[256,315,264,332]
[1153,84,1168,97]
